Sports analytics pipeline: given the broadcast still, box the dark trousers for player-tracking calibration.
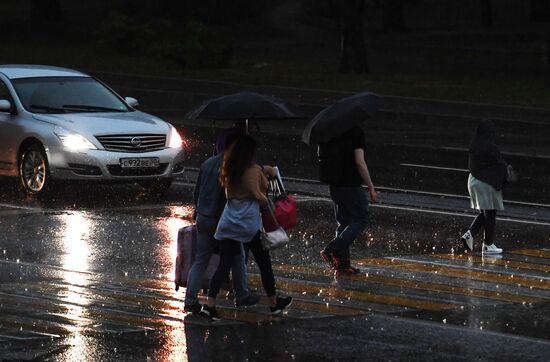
[207,239,243,299]
[325,186,369,260]
[244,233,276,297]
[469,209,497,245]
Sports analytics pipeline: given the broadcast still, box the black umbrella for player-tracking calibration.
[186,91,303,132]
[301,92,380,145]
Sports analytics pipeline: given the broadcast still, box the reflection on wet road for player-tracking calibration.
[1,181,550,360]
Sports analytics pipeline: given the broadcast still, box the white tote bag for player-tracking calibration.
[261,199,290,250]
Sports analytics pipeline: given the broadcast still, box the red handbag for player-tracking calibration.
[262,194,297,232]
[261,167,298,232]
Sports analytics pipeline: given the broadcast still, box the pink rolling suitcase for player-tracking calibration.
[174,225,219,291]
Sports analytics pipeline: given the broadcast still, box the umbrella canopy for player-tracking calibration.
[301,92,380,145]
[186,91,304,121]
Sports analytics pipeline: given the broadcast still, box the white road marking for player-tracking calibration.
[387,255,550,281]
[0,203,42,211]
[441,146,550,160]
[375,205,550,226]
[400,163,468,172]
[0,333,60,340]
[294,195,550,226]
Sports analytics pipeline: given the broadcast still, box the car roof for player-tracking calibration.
[0,64,89,80]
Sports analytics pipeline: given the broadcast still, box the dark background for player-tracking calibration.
[3,0,550,107]
[2,0,550,204]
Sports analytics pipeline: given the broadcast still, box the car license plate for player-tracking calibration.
[120,157,160,168]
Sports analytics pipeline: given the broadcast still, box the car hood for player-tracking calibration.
[32,111,171,136]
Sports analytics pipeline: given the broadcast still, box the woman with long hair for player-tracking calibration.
[200,135,292,320]
[460,120,508,254]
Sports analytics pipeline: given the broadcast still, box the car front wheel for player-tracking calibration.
[19,144,49,195]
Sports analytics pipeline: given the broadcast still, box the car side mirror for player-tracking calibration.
[125,97,139,108]
[0,99,11,112]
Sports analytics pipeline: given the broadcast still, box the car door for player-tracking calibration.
[0,79,22,175]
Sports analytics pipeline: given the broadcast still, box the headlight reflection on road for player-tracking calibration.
[152,205,193,361]
[156,205,193,281]
[62,212,92,273]
[58,211,95,362]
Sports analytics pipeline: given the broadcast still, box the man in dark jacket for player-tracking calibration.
[318,126,378,274]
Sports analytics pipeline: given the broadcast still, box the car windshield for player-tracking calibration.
[12,76,130,114]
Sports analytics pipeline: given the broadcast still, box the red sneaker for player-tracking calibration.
[320,249,339,270]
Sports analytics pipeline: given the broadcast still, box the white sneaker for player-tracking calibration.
[461,230,473,251]
[482,243,503,254]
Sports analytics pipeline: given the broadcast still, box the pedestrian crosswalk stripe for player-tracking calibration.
[432,253,550,273]
[247,278,366,316]
[355,257,550,290]
[0,290,171,330]
[248,274,456,311]
[271,264,542,304]
[21,281,181,316]
[285,299,363,316]
[0,291,68,314]
[0,313,71,336]
[2,279,356,327]
[510,249,550,259]
[3,249,549,334]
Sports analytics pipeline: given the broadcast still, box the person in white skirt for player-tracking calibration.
[461,120,509,254]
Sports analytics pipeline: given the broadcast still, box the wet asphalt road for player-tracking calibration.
[1,84,550,360]
[1,173,550,361]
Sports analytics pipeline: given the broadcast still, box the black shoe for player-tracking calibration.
[199,304,221,321]
[336,265,361,275]
[235,293,260,307]
[270,296,293,315]
[334,257,360,275]
[184,302,202,315]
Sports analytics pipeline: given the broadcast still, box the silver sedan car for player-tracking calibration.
[0,64,185,195]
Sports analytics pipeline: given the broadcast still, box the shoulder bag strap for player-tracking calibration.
[265,198,282,228]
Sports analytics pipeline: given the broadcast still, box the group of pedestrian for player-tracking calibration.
[318,119,510,275]
[185,128,292,321]
[184,118,511,321]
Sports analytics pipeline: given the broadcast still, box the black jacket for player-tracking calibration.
[468,120,507,191]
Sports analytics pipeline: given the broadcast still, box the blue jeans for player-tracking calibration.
[325,186,369,260]
[185,214,248,306]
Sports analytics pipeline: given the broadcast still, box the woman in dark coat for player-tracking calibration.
[460,120,509,254]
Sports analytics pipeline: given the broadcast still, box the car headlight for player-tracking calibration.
[168,126,183,148]
[54,126,97,151]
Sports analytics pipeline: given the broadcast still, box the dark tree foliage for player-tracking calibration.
[382,0,405,31]
[480,0,493,27]
[330,0,368,73]
[94,0,236,69]
[31,0,63,22]
[105,0,270,29]
[531,0,550,22]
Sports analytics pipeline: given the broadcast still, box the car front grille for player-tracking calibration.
[96,134,166,152]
